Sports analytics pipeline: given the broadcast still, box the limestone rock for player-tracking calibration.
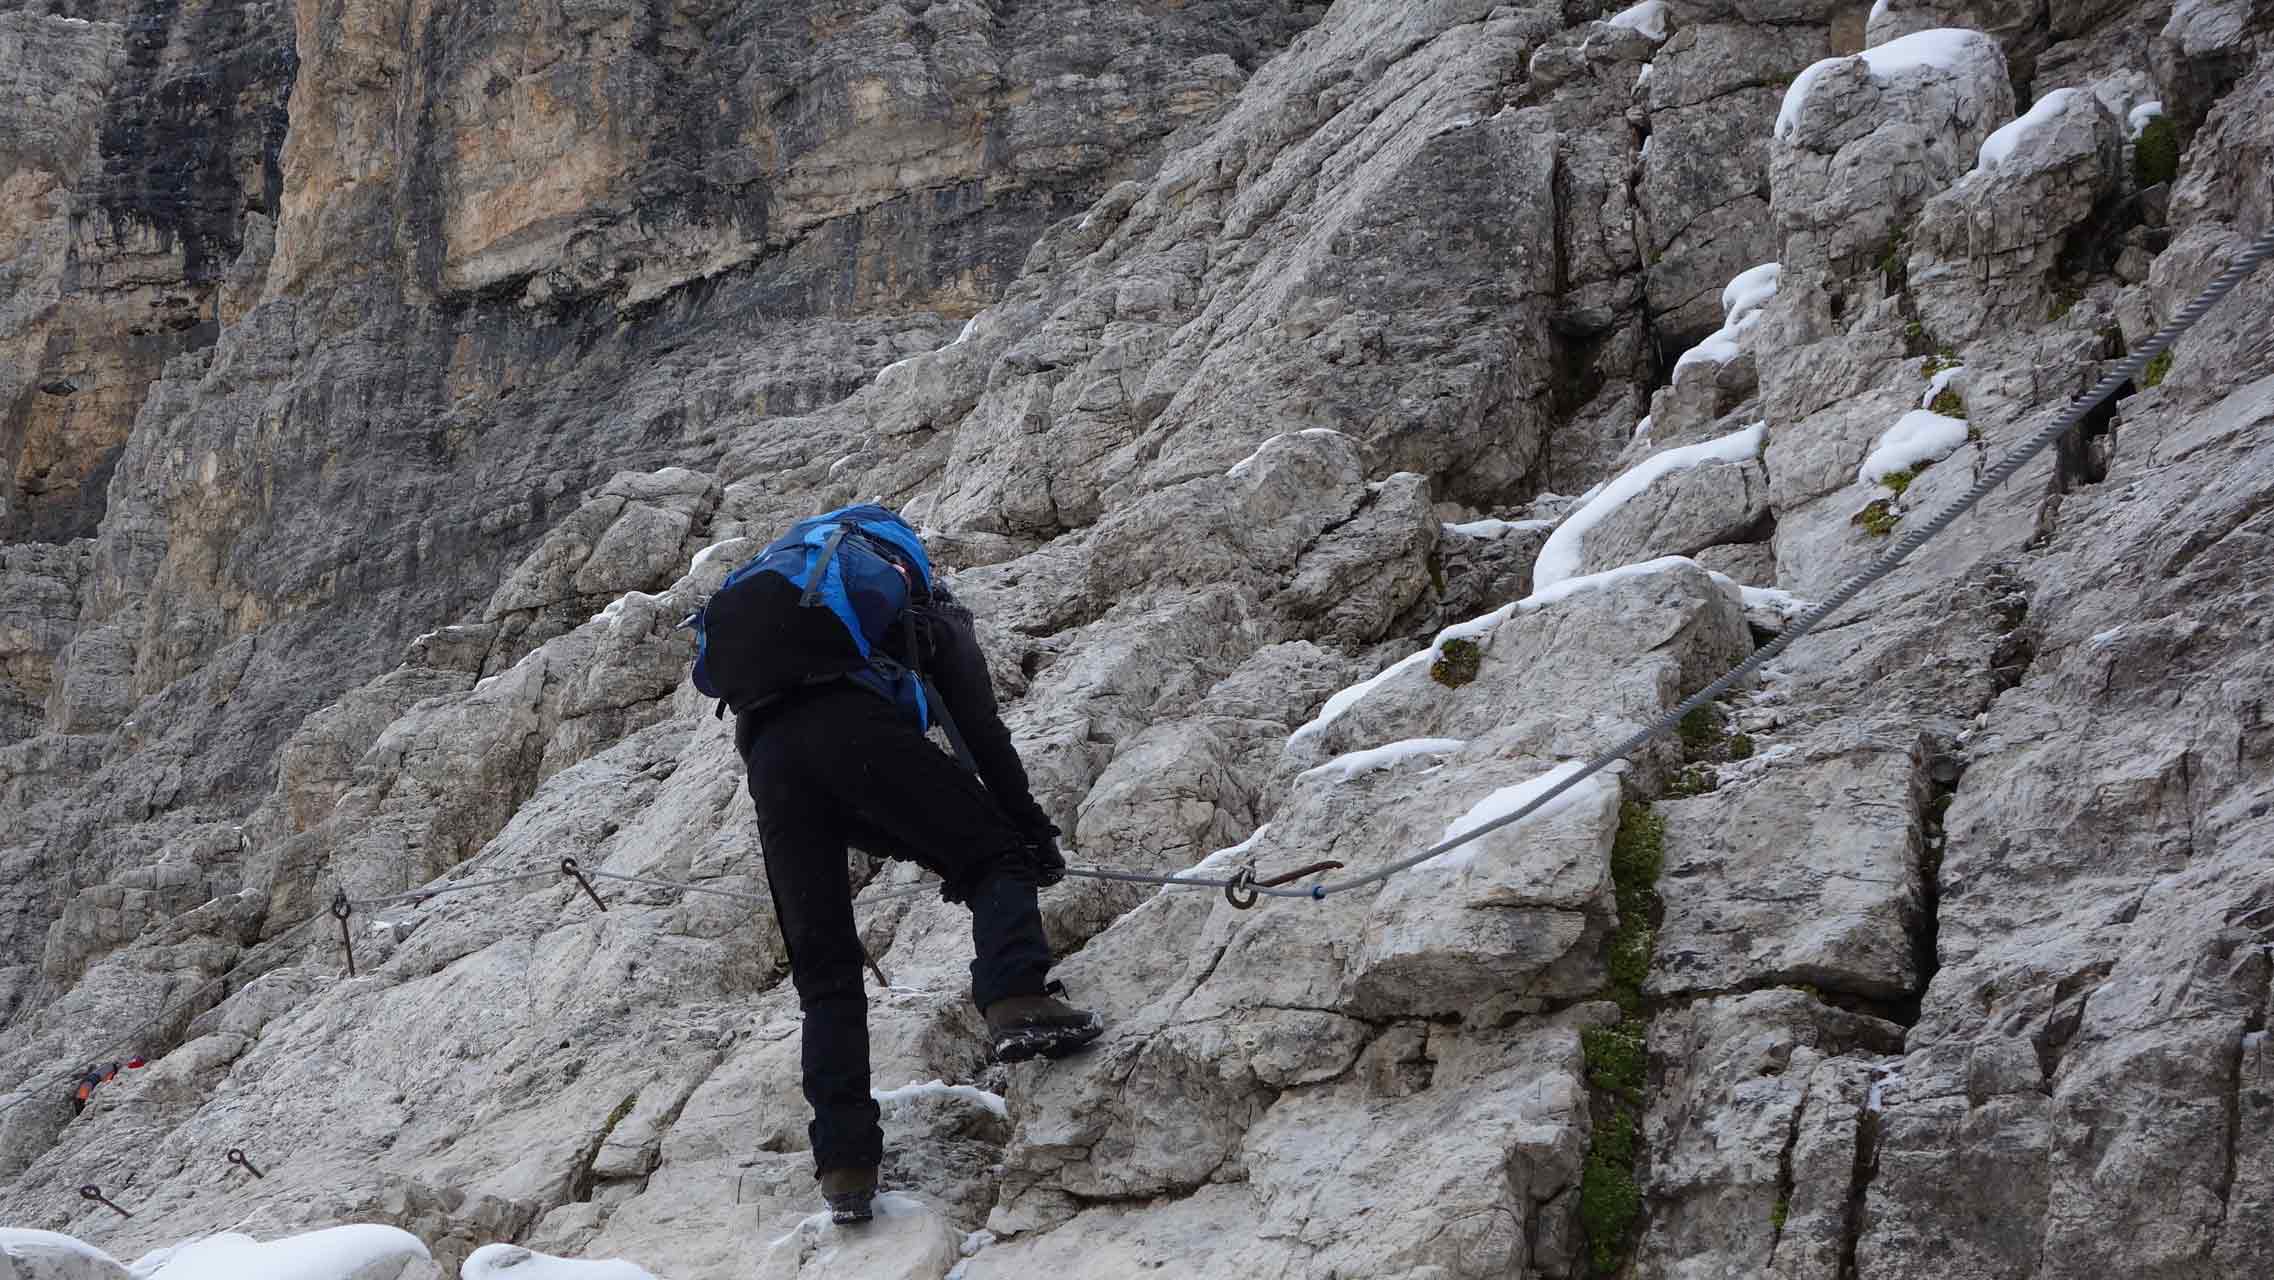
[1650,740,1932,1001]
[1910,87,2127,343]
[1771,28,2015,277]
[1636,992,1903,1280]
[0,542,88,743]
[1577,457,1772,577]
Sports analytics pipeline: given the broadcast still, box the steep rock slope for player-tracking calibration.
[2,0,2272,1278]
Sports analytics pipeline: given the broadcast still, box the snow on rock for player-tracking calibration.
[1858,410,1970,484]
[2128,100,2163,135]
[0,1229,127,1280]
[757,1192,959,1279]
[1534,422,1767,590]
[462,1244,658,1279]
[1720,263,1781,327]
[1776,28,2000,142]
[1606,0,1669,40]
[1291,556,1748,752]
[1298,737,1466,782]
[1977,88,2084,169]
[1225,428,1351,479]
[126,1226,429,1280]
[1921,363,1966,408]
[872,1079,1009,1120]
[1436,761,1599,867]
[1443,517,1555,539]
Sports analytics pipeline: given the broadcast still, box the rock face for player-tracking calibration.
[4,0,2274,1278]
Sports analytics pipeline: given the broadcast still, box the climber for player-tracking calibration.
[69,1063,119,1116]
[687,504,1103,1226]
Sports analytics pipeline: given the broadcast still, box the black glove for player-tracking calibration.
[1020,833,1066,888]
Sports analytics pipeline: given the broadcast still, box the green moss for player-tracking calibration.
[1429,636,1481,688]
[1677,703,1724,756]
[1606,801,1666,1007]
[1666,765,1720,797]
[1610,803,1665,921]
[1581,1154,1643,1274]
[1878,229,1908,291]
[1592,1106,1638,1166]
[1585,813,1665,1275]
[1928,386,1966,418]
[1727,733,1755,760]
[2134,113,2180,189]
[2142,347,2175,388]
[1854,498,1900,537]
[2048,291,2079,322]
[1584,1021,1649,1097]
[1425,548,1448,596]
[1877,467,1919,498]
[1771,1196,1790,1231]
[604,1092,638,1130]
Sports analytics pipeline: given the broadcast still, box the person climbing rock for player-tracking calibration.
[69,1063,120,1116]
[688,504,1103,1226]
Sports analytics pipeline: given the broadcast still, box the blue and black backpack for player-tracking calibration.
[689,504,938,726]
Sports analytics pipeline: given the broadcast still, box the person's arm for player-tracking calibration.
[921,600,1057,842]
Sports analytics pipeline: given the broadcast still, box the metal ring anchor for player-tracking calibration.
[1223,867,1259,910]
[330,890,357,977]
[79,1184,132,1217]
[226,1148,265,1178]
[561,858,609,912]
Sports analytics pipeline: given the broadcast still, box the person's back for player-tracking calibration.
[700,504,1103,1224]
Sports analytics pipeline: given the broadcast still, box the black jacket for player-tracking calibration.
[911,596,1057,844]
[733,592,1057,845]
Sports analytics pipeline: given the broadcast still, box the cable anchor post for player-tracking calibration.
[226,1148,265,1179]
[330,890,356,977]
[561,858,609,912]
[1223,867,1260,910]
[79,1184,132,1218]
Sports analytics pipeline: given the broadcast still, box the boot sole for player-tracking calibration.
[827,1197,874,1225]
[992,1021,1104,1064]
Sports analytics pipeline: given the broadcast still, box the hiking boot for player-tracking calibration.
[819,1166,876,1225]
[984,993,1104,1063]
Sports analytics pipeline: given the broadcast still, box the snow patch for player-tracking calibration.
[1866,1060,1907,1112]
[1299,738,1466,783]
[1777,28,1993,141]
[1437,762,1605,867]
[1226,429,1346,479]
[2,1229,121,1267]
[1632,414,1654,440]
[462,1244,659,1279]
[127,1226,431,1280]
[1721,262,1781,326]
[1636,62,1654,91]
[690,539,743,572]
[2245,1031,2267,1051]
[1290,554,1734,744]
[1607,0,1669,40]
[1920,363,1966,408]
[1288,649,1437,742]
[1672,265,1778,376]
[1444,517,1555,539]
[1534,422,1767,589]
[1977,87,2081,170]
[872,1079,1009,1119]
[1859,410,1970,484]
[2128,100,2163,136]
[1178,825,1274,878]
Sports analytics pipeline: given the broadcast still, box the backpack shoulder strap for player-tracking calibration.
[798,525,852,607]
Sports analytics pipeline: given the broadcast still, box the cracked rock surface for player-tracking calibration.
[4,0,2274,1277]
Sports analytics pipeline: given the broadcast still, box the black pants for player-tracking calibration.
[739,686,1051,1174]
